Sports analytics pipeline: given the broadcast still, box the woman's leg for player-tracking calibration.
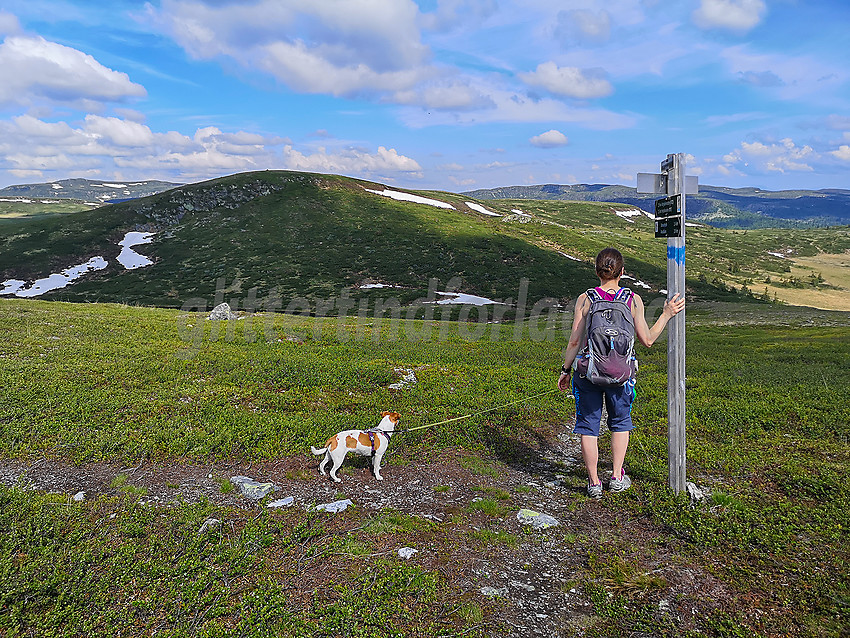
[611,431,630,479]
[581,435,600,485]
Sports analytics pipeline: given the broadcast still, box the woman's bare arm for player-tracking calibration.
[633,293,685,347]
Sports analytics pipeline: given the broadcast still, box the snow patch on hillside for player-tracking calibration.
[433,292,504,305]
[615,209,642,223]
[117,232,155,269]
[4,257,107,298]
[364,187,455,209]
[466,202,501,217]
[558,251,581,262]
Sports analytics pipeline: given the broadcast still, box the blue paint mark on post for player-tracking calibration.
[667,245,685,266]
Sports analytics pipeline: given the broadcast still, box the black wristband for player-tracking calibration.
[560,365,571,375]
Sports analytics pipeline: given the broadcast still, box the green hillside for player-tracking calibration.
[2,170,849,311]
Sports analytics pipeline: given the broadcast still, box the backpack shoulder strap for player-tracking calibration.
[614,287,633,302]
[586,288,602,302]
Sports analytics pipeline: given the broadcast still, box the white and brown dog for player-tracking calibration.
[311,411,400,482]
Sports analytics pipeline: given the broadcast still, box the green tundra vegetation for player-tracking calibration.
[1,298,847,637]
[1,171,848,310]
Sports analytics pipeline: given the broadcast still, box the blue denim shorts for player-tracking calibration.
[572,374,636,436]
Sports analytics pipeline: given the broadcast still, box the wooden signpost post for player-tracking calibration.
[637,154,697,494]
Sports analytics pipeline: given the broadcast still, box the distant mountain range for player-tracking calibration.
[463,184,850,228]
[0,178,181,203]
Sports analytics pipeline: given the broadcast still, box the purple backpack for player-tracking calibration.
[575,287,637,387]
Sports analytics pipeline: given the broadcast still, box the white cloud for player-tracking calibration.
[0,11,21,36]
[722,138,817,173]
[0,115,278,182]
[84,115,155,148]
[282,145,422,177]
[0,35,146,106]
[830,145,850,162]
[400,87,636,129]
[148,0,430,96]
[692,0,766,32]
[519,62,613,99]
[392,81,494,110]
[530,129,569,148]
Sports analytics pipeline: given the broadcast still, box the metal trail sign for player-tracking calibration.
[637,153,697,494]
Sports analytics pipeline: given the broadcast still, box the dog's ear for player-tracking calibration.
[380,411,390,417]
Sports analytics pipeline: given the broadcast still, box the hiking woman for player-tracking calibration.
[557,247,685,498]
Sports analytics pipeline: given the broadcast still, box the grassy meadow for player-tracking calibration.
[1,297,848,637]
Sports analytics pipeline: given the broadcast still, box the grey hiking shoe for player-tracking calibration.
[587,481,603,499]
[609,470,632,493]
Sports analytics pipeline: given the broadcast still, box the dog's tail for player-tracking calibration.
[310,446,327,455]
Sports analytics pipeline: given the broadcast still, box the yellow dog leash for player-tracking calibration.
[396,387,566,434]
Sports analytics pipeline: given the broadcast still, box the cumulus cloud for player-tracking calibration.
[0,113,421,184]
[530,130,569,148]
[147,0,431,97]
[721,138,816,173]
[519,62,613,99]
[830,145,850,162]
[392,81,494,111]
[0,35,146,106]
[282,145,422,177]
[693,0,766,32]
[0,11,21,36]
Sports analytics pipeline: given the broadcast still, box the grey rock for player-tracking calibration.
[208,302,237,320]
[517,508,559,530]
[199,518,221,535]
[267,496,294,508]
[314,499,354,513]
[230,475,278,500]
[398,547,418,560]
[388,368,416,390]
[686,481,708,505]
[480,586,509,597]
[72,491,86,502]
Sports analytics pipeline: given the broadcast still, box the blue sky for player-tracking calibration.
[0,0,847,192]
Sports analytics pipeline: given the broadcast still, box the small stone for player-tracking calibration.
[398,547,418,560]
[314,499,354,513]
[208,302,237,320]
[230,475,278,500]
[72,491,85,502]
[686,482,708,505]
[267,496,294,508]
[199,518,221,535]
[516,508,559,530]
[480,586,508,597]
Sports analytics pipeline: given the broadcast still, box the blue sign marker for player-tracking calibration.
[667,245,685,266]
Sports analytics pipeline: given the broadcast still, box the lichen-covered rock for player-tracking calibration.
[208,302,237,320]
[313,499,354,513]
[516,508,559,530]
[230,475,278,500]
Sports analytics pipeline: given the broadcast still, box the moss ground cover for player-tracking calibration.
[1,298,848,636]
